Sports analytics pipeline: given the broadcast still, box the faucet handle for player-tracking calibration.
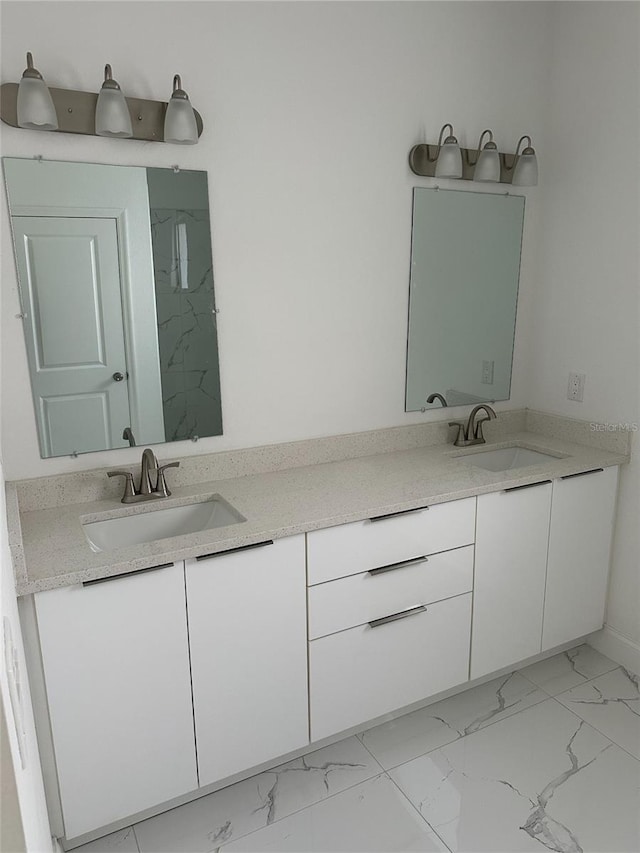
[448,421,468,446]
[107,470,137,503]
[155,461,180,498]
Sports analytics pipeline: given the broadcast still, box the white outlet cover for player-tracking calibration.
[567,372,586,402]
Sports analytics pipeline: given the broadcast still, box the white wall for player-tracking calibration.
[531,2,640,655]
[0,0,550,478]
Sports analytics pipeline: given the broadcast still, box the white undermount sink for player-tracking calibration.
[83,496,246,553]
[458,445,563,472]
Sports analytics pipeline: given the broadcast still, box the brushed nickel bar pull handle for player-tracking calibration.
[368,505,429,522]
[368,604,427,628]
[561,468,604,480]
[368,556,429,576]
[503,480,551,493]
[83,563,173,586]
[196,540,274,561]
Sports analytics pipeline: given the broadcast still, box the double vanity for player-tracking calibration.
[7,412,628,847]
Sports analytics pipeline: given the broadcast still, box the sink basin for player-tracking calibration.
[458,446,562,472]
[83,496,246,552]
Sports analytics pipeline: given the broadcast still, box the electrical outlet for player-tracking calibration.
[482,360,494,385]
[567,372,586,402]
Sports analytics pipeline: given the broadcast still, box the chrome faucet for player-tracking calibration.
[449,404,497,447]
[107,448,180,503]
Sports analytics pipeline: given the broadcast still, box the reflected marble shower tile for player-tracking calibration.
[73,827,139,853]
[555,667,640,758]
[390,699,640,852]
[519,645,618,696]
[134,737,381,853]
[359,672,547,769]
[219,774,448,852]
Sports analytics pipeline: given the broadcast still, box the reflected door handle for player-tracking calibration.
[112,372,125,382]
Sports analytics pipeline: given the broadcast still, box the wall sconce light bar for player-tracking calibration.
[0,82,203,143]
[409,138,536,185]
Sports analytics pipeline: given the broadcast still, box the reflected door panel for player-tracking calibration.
[12,217,131,456]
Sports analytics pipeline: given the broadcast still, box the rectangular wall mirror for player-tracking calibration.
[3,158,222,458]
[405,187,525,411]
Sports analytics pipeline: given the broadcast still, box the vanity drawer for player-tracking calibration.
[308,545,473,640]
[307,497,475,585]
[309,592,472,741]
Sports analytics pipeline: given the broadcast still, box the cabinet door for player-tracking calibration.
[542,467,619,651]
[471,483,552,679]
[34,564,197,839]
[186,536,308,787]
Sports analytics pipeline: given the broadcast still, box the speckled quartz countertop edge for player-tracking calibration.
[11,430,629,596]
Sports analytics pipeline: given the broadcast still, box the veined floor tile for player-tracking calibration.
[72,827,139,853]
[555,667,640,759]
[519,644,618,696]
[134,736,381,852]
[218,774,449,852]
[390,698,640,852]
[359,671,546,769]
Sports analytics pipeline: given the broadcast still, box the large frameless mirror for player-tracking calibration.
[3,158,222,458]
[405,187,525,411]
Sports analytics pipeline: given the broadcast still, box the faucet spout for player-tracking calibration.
[140,448,158,495]
[465,404,497,442]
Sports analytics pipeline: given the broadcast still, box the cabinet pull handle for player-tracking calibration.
[503,480,551,493]
[368,505,429,523]
[560,468,604,480]
[82,562,173,587]
[196,540,274,561]
[369,604,427,628]
[368,556,429,576]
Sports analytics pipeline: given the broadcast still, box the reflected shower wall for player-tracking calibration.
[147,169,222,442]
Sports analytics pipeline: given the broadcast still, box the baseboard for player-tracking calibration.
[587,625,640,675]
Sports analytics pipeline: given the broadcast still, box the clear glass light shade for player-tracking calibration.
[512,152,538,186]
[95,87,132,138]
[474,148,501,182]
[16,77,58,131]
[435,140,462,179]
[164,97,198,145]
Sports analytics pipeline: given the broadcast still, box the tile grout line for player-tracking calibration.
[359,677,551,773]
[548,692,640,764]
[382,768,454,853]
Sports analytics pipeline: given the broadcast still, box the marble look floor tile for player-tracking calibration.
[359,672,546,769]
[519,644,618,696]
[390,698,640,852]
[555,667,640,759]
[218,774,449,852]
[72,827,139,853]
[134,737,381,852]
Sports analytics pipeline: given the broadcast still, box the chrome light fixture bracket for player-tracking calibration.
[409,128,537,185]
[1,82,203,143]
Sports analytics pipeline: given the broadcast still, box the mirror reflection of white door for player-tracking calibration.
[12,217,132,457]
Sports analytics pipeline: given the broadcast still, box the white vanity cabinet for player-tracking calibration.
[307,498,475,741]
[542,466,619,650]
[34,563,198,839]
[471,482,552,680]
[472,466,620,679]
[185,535,309,788]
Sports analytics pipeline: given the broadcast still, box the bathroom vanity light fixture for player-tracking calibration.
[1,53,204,144]
[470,129,500,183]
[95,65,132,138]
[509,135,538,187]
[409,126,538,186]
[163,75,198,145]
[16,52,58,131]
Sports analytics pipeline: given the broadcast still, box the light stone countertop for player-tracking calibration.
[7,428,629,596]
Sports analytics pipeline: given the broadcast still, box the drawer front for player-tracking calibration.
[309,545,473,639]
[307,497,476,585]
[309,592,472,741]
